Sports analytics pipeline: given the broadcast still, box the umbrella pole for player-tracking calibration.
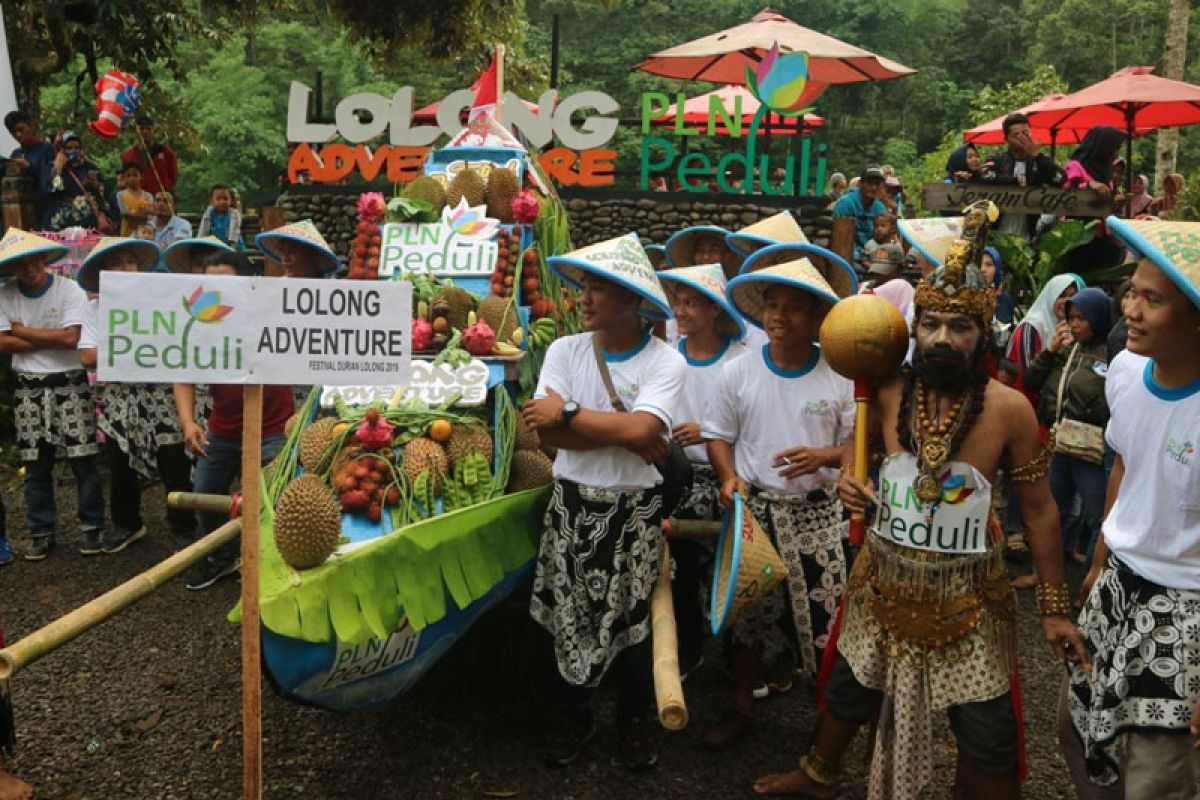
[1050,128,1057,162]
[1125,106,1135,216]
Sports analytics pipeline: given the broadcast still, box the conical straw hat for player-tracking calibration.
[897,216,964,269]
[645,243,668,271]
[548,233,672,320]
[727,258,844,329]
[256,219,340,275]
[665,224,732,268]
[740,241,858,300]
[77,237,161,292]
[164,236,234,274]
[658,263,747,340]
[1108,217,1200,310]
[0,229,67,272]
[710,492,789,634]
[726,211,806,255]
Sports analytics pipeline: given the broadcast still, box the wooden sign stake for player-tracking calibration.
[240,384,264,800]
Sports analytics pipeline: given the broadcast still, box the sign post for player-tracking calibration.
[921,182,1111,217]
[97,272,412,800]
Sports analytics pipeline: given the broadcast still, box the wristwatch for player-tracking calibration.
[560,400,581,426]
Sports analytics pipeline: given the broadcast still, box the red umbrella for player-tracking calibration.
[635,9,914,90]
[965,94,1087,146]
[1026,66,1200,191]
[652,85,823,135]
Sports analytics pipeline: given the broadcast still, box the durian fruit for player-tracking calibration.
[403,437,449,493]
[477,293,520,344]
[432,286,478,331]
[299,416,339,473]
[514,415,540,452]
[485,167,519,223]
[284,413,301,438]
[446,423,494,467]
[507,450,554,493]
[446,168,486,208]
[274,475,342,570]
[401,175,447,215]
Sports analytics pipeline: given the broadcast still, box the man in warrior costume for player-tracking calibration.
[753,201,1089,799]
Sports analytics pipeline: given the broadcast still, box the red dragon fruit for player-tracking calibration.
[412,317,433,352]
[461,312,496,356]
[355,407,394,451]
[511,189,540,224]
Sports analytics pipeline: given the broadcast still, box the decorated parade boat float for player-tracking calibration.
[253,121,578,711]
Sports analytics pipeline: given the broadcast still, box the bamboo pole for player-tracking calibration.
[0,518,242,681]
[650,544,688,731]
[240,385,264,800]
[495,44,506,125]
[664,518,722,541]
[168,491,239,516]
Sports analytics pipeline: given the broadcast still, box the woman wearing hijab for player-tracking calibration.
[1150,173,1184,217]
[981,245,1015,325]
[1125,174,1154,217]
[1063,126,1126,270]
[945,143,981,183]
[1005,273,1085,398]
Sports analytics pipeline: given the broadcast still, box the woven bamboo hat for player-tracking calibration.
[164,236,234,274]
[0,229,68,272]
[645,243,668,271]
[1108,217,1200,309]
[658,263,747,340]
[727,256,849,329]
[77,237,161,292]
[665,225,732,269]
[256,219,340,275]
[739,240,858,300]
[897,216,964,269]
[710,492,789,634]
[726,210,807,256]
[548,233,672,320]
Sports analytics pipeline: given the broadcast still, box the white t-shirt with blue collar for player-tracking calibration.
[704,345,854,495]
[674,336,747,463]
[1104,350,1200,589]
[535,329,686,491]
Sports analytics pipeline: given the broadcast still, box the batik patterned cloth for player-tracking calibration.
[98,382,183,480]
[14,370,99,461]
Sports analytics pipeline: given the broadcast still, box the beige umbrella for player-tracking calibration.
[635,9,915,89]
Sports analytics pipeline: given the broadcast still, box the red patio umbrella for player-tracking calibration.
[652,84,823,135]
[635,9,915,93]
[1026,66,1200,192]
[965,94,1087,146]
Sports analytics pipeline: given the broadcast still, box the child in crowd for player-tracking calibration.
[858,212,898,274]
[173,250,294,589]
[115,162,154,237]
[134,222,155,241]
[77,237,195,553]
[702,244,856,750]
[164,236,235,275]
[0,230,103,560]
[197,184,244,250]
[657,263,749,676]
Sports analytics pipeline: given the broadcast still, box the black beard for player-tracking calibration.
[913,345,973,393]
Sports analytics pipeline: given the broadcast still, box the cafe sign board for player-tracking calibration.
[922,182,1111,218]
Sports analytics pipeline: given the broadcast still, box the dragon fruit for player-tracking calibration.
[355,407,394,451]
[357,192,387,223]
[511,189,540,224]
[412,317,433,352]
[462,312,497,356]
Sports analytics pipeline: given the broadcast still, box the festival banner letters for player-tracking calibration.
[97,272,412,386]
[871,457,992,555]
[377,200,500,279]
[320,359,492,409]
[921,182,1111,218]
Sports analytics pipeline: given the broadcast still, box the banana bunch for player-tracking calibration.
[529,318,557,348]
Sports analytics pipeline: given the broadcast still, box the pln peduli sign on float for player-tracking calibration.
[96,272,412,386]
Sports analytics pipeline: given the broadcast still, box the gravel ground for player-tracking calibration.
[2,474,1084,799]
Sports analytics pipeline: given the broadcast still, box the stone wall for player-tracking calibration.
[559,191,833,249]
[274,188,834,261]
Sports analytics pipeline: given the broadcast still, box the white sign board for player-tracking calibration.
[320,359,491,408]
[97,272,412,386]
[378,200,499,279]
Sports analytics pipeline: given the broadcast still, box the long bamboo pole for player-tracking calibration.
[0,518,242,680]
[240,385,264,800]
[650,544,688,730]
[494,44,506,126]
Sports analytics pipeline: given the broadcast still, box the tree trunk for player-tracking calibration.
[1154,0,1190,192]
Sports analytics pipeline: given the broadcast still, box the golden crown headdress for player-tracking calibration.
[914,200,999,321]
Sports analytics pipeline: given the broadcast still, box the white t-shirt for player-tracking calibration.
[704,345,855,495]
[674,337,747,463]
[535,330,686,490]
[0,274,89,373]
[79,297,99,350]
[1103,351,1200,589]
